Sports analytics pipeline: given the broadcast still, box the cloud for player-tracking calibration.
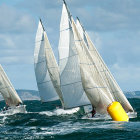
[0,4,36,65]
[0,4,36,33]
[63,0,140,31]
[0,33,34,65]
[97,30,140,66]
[0,0,140,91]
[111,63,140,91]
[85,30,140,91]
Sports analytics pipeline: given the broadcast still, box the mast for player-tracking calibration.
[39,18,45,31]
[76,17,85,32]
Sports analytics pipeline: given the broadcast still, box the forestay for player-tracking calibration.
[76,18,134,112]
[0,65,22,106]
[34,20,59,102]
[58,3,90,109]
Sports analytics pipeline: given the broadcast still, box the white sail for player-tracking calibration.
[58,2,90,109]
[0,65,22,106]
[71,19,114,114]
[43,30,64,107]
[34,20,59,102]
[76,18,134,112]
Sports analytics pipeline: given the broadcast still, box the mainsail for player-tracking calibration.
[34,20,59,102]
[76,18,134,112]
[58,2,90,109]
[0,65,22,106]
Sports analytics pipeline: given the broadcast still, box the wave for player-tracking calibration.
[82,113,111,121]
[39,107,80,116]
[82,111,137,120]
[0,105,26,116]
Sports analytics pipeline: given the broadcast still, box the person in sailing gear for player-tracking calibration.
[91,106,96,117]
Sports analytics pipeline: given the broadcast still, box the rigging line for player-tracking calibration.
[61,80,82,87]
[60,27,72,32]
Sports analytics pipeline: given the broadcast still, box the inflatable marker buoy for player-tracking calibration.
[107,101,129,122]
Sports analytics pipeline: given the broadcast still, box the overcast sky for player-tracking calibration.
[0,0,140,91]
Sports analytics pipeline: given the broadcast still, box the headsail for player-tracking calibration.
[71,19,114,114]
[34,20,59,102]
[0,65,22,106]
[43,29,64,107]
[58,2,90,109]
[76,18,134,112]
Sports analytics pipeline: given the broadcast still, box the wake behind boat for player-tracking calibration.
[0,65,26,115]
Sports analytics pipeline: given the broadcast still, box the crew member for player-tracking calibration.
[91,106,96,117]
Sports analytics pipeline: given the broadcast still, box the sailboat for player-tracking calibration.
[34,19,79,113]
[0,65,26,114]
[58,0,91,109]
[76,18,135,113]
[59,0,136,121]
[34,20,59,103]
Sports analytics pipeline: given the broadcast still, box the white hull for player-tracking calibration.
[1,105,26,115]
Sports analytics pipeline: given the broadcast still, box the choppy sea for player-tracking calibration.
[0,98,139,140]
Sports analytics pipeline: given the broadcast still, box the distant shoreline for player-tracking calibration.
[0,89,140,101]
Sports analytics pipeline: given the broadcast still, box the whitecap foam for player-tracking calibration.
[40,107,79,116]
[128,112,137,118]
[0,105,26,116]
[82,113,111,120]
[35,121,118,136]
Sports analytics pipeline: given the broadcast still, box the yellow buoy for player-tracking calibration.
[107,101,129,122]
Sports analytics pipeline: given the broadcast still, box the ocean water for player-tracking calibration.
[0,98,139,140]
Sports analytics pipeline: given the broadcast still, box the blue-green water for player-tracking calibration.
[0,98,139,140]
